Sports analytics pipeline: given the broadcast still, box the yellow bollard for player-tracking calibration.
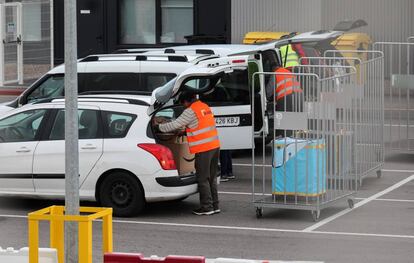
[28,206,113,263]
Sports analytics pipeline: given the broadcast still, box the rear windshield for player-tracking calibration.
[200,69,250,106]
[25,72,176,103]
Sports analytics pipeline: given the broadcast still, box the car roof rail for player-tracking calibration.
[164,48,175,54]
[195,49,215,55]
[33,95,149,106]
[164,48,215,55]
[79,54,188,62]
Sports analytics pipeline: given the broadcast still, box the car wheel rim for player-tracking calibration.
[110,181,132,207]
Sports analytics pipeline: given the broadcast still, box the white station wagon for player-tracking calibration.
[0,56,251,216]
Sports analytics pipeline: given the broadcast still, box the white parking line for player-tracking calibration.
[1,213,413,240]
[382,169,414,173]
[303,174,414,232]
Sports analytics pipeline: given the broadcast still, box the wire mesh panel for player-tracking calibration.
[317,51,385,185]
[373,42,414,153]
[252,68,358,221]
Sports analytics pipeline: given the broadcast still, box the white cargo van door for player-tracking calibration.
[150,56,254,150]
[200,65,254,150]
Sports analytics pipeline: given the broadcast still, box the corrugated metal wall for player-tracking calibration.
[321,0,414,42]
[231,0,322,44]
[232,0,414,43]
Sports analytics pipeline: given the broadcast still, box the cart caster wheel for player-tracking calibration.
[256,207,263,218]
[348,198,354,209]
[376,170,382,178]
[311,210,320,222]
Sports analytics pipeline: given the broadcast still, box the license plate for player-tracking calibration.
[215,116,240,127]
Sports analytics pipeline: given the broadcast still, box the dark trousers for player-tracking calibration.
[195,148,220,210]
[220,150,233,176]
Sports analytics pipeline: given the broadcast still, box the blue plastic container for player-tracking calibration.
[272,138,327,196]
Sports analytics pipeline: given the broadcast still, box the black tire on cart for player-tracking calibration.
[256,207,263,218]
[348,198,355,209]
[99,171,145,217]
[376,170,382,178]
[311,210,320,222]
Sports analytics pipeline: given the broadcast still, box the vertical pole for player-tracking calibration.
[28,219,39,263]
[50,0,54,68]
[0,4,4,86]
[50,206,65,263]
[64,0,79,262]
[17,3,23,84]
[102,213,113,254]
[78,221,93,263]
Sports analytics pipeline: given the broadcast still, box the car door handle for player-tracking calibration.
[16,147,31,153]
[81,144,97,150]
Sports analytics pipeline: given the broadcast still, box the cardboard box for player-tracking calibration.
[159,135,195,175]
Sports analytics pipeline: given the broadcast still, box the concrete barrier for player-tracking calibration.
[0,247,57,263]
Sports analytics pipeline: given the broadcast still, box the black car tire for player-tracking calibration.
[99,171,145,217]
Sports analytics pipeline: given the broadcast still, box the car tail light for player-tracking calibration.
[232,59,246,64]
[138,143,177,170]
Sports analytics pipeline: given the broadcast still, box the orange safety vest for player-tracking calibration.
[186,100,220,154]
[275,68,302,101]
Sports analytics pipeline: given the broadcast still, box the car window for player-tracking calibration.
[49,109,101,140]
[141,73,176,94]
[200,69,250,106]
[79,73,139,94]
[102,111,136,138]
[0,109,47,143]
[26,75,64,103]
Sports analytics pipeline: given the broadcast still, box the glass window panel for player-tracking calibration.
[200,69,250,106]
[141,73,176,93]
[27,75,64,103]
[161,0,193,43]
[0,109,46,143]
[49,110,100,140]
[79,73,140,94]
[103,111,136,138]
[119,0,156,44]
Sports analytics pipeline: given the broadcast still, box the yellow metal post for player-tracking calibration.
[78,220,93,263]
[28,219,39,263]
[28,206,112,263]
[50,206,65,263]
[102,212,113,254]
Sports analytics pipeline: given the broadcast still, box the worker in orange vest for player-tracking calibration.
[274,67,303,111]
[272,67,304,137]
[155,91,220,216]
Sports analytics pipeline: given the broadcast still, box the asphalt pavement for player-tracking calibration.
[0,150,412,263]
[0,93,413,262]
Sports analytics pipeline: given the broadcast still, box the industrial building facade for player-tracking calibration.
[51,0,414,63]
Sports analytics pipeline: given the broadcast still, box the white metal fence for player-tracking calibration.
[0,0,53,86]
[373,41,414,153]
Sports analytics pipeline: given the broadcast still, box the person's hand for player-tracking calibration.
[153,116,167,125]
[176,129,186,136]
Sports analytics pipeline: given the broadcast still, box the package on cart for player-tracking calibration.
[272,137,326,196]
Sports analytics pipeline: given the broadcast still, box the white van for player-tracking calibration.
[149,55,256,150]
[0,53,218,115]
[138,43,283,145]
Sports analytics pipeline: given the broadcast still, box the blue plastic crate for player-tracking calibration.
[272,138,327,196]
